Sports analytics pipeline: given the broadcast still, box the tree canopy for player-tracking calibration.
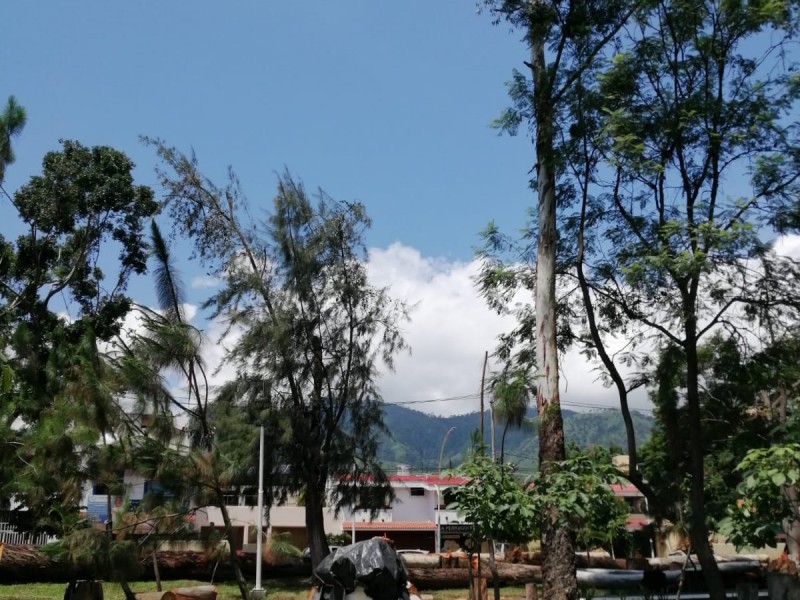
[147,139,409,569]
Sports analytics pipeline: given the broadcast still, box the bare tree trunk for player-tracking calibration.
[215,493,249,600]
[530,19,578,600]
[152,549,162,592]
[783,488,800,561]
[488,542,501,600]
[305,478,330,572]
[684,327,726,600]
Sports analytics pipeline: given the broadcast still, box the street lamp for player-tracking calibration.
[436,427,456,553]
[438,427,456,475]
[251,426,265,600]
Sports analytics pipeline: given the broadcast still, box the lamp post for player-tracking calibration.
[251,426,265,600]
[436,427,456,553]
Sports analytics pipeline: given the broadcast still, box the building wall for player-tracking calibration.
[391,487,438,522]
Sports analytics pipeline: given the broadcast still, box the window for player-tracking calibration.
[410,487,425,497]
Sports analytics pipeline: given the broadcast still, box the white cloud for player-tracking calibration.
[367,243,648,416]
[124,236,800,419]
[123,243,651,418]
[191,275,221,290]
[773,233,800,260]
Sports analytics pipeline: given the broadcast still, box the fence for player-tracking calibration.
[0,523,57,546]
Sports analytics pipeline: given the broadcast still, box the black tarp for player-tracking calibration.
[313,539,411,600]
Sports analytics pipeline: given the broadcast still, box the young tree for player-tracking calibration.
[450,456,539,600]
[146,140,408,570]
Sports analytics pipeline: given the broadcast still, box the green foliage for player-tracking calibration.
[450,456,539,544]
[530,454,629,551]
[720,444,800,550]
[450,453,629,552]
[0,141,156,519]
[0,95,26,184]
[641,333,798,527]
[148,140,409,569]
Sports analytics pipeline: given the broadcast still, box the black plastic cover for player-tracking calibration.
[313,538,411,600]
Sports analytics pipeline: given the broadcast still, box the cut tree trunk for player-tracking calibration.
[407,564,542,590]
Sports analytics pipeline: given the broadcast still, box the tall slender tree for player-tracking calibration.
[480,2,635,596]
[145,140,409,570]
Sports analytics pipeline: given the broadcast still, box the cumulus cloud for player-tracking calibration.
[122,235,800,419]
[191,275,221,289]
[367,243,649,416]
[126,242,653,418]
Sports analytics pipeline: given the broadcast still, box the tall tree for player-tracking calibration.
[146,140,409,570]
[575,2,800,595]
[480,2,635,596]
[0,140,156,518]
[482,0,800,595]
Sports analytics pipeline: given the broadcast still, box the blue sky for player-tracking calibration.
[2,1,533,259]
[1,1,654,417]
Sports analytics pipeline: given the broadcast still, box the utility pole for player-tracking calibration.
[479,351,488,451]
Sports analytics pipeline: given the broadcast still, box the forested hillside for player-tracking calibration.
[378,404,653,473]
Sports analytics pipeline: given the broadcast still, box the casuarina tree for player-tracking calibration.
[146,139,409,570]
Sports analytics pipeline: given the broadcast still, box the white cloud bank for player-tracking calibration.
[182,243,654,417]
[366,243,649,417]
[183,233,800,418]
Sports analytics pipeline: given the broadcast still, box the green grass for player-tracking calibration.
[0,580,527,600]
[0,580,250,600]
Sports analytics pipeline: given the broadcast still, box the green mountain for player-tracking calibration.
[378,404,653,475]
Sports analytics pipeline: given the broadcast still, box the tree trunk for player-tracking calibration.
[153,549,162,592]
[488,542,501,600]
[119,580,136,600]
[530,12,578,600]
[684,328,726,600]
[305,477,330,572]
[215,492,249,600]
[783,485,800,561]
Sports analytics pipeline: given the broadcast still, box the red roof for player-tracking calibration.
[343,521,436,531]
[626,515,652,530]
[388,474,469,486]
[610,483,642,497]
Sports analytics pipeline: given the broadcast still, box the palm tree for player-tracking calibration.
[113,221,251,600]
[491,368,533,465]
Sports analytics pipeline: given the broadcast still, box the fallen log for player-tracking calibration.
[407,564,542,590]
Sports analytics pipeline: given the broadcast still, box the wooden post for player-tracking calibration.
[525,583,538,600]
[471,576,487,600]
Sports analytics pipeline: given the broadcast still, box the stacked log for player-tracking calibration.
[407,563,542,590]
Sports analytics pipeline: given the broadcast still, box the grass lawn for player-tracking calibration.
[0,580,527,600]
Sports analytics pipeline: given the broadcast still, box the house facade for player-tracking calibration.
[79,464,655,555]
